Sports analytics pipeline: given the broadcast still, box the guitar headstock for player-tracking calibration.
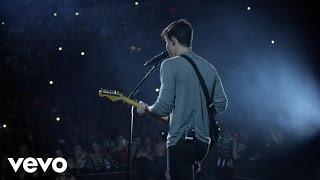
[98,89,123,102]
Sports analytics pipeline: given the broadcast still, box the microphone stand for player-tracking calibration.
[127,63,161,99]
[123,62,162,180]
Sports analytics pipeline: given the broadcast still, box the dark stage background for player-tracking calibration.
[0,0,319,179]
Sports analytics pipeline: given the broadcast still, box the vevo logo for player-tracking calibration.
[8,157,67,173]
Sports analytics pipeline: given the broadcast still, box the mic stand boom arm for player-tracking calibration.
[128,62,161,99]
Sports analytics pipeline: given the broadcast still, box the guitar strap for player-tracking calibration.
[180,54,217,143]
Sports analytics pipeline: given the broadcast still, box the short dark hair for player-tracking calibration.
[161,19,193,47]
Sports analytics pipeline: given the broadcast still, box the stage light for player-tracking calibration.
[130,46,136,50]
[53,12,58,16]
[3,124,6,128]
[135,1,139,6]
[1,21,5,26]
[49,80,54,85]
[75,12,79,16]
[81,52,85,56]
[271,40,275,44]
[56,117,60,121]
[58,47,63,51]
[247,7,251,11]
[155,88,160,92]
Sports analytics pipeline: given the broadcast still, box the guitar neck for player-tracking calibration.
[121,96,141,108]
[121,96,169,123]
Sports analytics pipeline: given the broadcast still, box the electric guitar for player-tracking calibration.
[98,89,169,123]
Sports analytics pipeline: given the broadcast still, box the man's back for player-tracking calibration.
[151,51,228,147]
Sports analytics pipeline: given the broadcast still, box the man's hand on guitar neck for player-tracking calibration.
[137,101,149,115]
[137,101,169,123]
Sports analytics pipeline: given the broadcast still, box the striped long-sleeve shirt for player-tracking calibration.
[149,51,228,147]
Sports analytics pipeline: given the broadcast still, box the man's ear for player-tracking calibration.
[171,37,178,46]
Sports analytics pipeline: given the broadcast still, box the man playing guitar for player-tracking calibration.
[137,19,228,180]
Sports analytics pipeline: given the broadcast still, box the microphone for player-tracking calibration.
[144,51,169,66]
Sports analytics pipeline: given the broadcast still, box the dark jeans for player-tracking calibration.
[168,137,209,180]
